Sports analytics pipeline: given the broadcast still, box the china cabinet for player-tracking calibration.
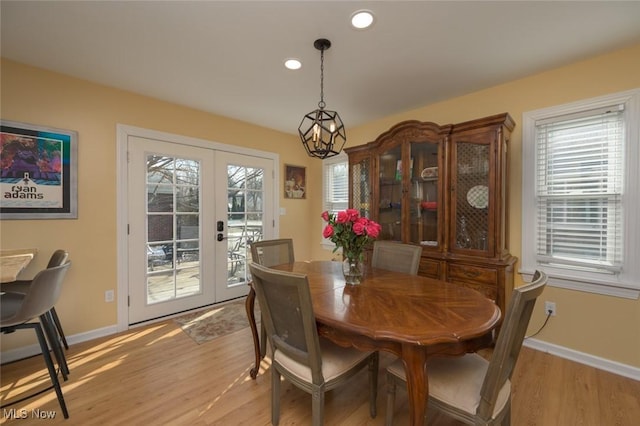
[345,113,516,314]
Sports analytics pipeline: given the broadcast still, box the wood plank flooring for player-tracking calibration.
[2,317,639,425]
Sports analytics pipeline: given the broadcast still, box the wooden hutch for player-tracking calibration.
[345,113,516,315]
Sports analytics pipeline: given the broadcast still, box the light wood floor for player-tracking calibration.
[1,318,639,425]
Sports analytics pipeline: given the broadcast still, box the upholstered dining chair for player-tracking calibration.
[249,262,379,426]
[371,241,422,275]
[250,238,295,268]
[2,249,70,350]
[385,270,547,426]
[249,238,295,357]
[1,262,72,419]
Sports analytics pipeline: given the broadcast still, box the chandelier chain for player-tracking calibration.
[318,48,325,109]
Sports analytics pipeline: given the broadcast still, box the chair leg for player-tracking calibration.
[271,367,281,426]
[385,372,397,426]
[369,352,379,418]
[260,318,267,358]
[311,385,324,426]
[40,313,69,380]
[49,307,69,350]
[33,323,69,419]
[502,400,511,426]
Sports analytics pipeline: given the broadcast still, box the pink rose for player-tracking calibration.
[366,221,381,238]
[336,211,349,224]
[353,220,366,235]
[321,211,330,221]
[345,209,359,222]
[323,224,334,238]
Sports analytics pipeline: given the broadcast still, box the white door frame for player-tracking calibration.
[116,124,279,331]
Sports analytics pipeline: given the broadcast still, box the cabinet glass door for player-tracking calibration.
[350,157,371,218]
[377,145,402,241]
[452,141,490,254]
[410,141,440,246]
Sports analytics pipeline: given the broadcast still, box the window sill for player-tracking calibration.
[520,269,640,300]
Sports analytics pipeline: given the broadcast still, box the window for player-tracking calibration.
[522,89,640,298]
[322,153,348,247]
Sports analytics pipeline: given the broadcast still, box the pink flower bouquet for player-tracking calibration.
[321,209,381,262]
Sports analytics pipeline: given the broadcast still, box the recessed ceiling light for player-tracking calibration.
[284,58,302,70]
[351,10,375,29]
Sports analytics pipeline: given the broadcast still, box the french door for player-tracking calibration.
[127,136,274,324]
[214,151,275,300]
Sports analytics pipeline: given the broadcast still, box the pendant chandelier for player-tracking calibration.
[298,38,346,159]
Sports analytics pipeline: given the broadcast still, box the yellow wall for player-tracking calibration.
[312,43,640,368]
[0,59,316,350]
[2,42,640,368]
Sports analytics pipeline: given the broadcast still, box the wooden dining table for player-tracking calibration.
[0,248,38,283]
[245,260,500,426]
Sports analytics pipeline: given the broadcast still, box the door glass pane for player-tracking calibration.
[411,141,439,245]
[378,146,402,241]
[145,154,201,304]
[227,164,264,286]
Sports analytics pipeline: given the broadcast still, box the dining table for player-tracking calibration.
[245,260,501,426]
[0,248,38,283]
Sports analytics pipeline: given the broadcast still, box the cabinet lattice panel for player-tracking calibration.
[455,143,489,250]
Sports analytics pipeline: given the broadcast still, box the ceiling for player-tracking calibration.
[2,1,640,136]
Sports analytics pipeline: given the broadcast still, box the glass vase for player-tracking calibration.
[342,257,364,285]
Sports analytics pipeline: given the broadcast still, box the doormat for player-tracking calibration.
[174,298,260,344]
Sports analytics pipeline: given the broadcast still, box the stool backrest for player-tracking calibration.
[13,262,71,323]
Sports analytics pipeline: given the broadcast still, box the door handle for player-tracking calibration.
[217,233,226,242]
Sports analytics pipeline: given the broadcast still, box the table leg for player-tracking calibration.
[245,284,261,379]
[401,344,429,426]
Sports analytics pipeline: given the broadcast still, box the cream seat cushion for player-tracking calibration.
[274,338,373,383]
[387,353,511,419]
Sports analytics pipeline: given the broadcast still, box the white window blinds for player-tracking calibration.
[535,105,624,273]
[323,160,348,214]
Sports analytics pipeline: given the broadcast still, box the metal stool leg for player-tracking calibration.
[49,307,69,350]
[40,313,69,379]
[34,323,69,418]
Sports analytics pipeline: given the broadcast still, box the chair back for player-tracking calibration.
[47,249,69,269]
[2,262,71,327]
[371,241,422,275]
[476,270,547,420]
[248,262,324,384]
[250,238,295,267]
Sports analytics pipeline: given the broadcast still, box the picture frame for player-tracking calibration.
[284,164,306,199]
[1,120,78,219]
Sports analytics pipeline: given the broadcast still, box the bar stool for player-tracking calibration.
[1,262,72,418]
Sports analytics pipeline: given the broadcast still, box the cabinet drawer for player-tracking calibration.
[448,264,497,285]
[418,258,441,279]
[450,280,497,302]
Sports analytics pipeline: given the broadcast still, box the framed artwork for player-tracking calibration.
[284,164,306,199]
[1,120,78,219]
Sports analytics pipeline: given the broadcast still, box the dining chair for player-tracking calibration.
[249,238,295,357]
[250,238,295,268]
[385,270,547,426]
[1,262,72,419]
[249,262,379,426]
[2,249,70,350]
[371,241,422,275]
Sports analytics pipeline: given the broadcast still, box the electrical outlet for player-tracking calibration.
[105,290,115,303]
[544,301,556,316]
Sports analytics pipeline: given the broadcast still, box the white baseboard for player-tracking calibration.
[524,338,640,381]
[1,324,118,364]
